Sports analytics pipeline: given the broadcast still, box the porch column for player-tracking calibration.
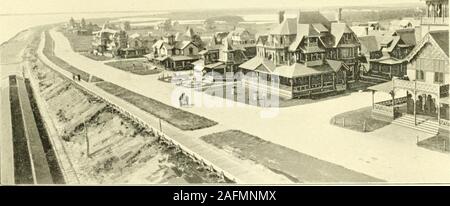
[438,93,441,124]
[308,76,311,88]
[414,81,417,125]
[321,74,324,88]
[390,65,392,78]
[333,73,336,89]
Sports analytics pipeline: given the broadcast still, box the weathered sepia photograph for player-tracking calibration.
[0,0,449,186]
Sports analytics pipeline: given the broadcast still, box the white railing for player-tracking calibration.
[440,119,450,128]
[376,97,408,107]
[373,104,394,117]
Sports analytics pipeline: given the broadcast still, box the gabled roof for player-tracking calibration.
[152,40,167,49]
[429,30,449,57]
[273,63,334,78]
[331,23,353,47]
[269,18,297,35]
[393,28,416,46]
[289,23,323,51]
[288,37,303,51]
[175,41,194,49]
[383,36,403,52]
[406,30,449,61]
[358,36,380,53]
[326,59,348,72]
[228,27,252,37]
[256,35,269,45]
[239,56,276,72]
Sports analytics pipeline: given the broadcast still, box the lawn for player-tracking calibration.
[105,60,163,75]
[95,81,217,130]
[418,134,450,153]
[200,130,382,183]
[81,52,113,61]
[330,106,391,132]
[61,31,93,52]
[43,31,90,81]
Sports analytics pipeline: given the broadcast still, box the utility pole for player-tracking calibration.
[159,118,162,132]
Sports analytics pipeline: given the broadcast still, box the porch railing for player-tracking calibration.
[373,104,394,117]
[376,97,408,106]
[440,119,450,128]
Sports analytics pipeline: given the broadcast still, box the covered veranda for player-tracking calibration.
[369,79,450,128]
[368,58,407,80]
[368,81,408,120]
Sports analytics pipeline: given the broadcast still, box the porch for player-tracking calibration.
[145,54,197,71]
[365,60,407,80]
[241,69,347,100]
[369,80,450,133]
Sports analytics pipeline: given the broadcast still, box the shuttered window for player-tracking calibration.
[416,70,425,81]
[434,72,444,84]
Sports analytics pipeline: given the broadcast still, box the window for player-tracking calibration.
[341,48,353,58]
[435,72,444,84]
[189,47,194,55]
[416,70,425,81]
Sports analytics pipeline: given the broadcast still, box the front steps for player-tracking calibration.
[392,115,439,135]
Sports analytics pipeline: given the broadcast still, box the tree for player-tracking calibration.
[81,18,86,29]
[123,21,131,31]
[69,17,75,27]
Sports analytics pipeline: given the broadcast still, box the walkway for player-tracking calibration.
[49,29,450,183]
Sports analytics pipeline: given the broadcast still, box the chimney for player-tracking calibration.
[278,11,285,24]
[337,8,342,23]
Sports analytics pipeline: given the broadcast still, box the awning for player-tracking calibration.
[368,81,394,93]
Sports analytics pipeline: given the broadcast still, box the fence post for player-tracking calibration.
[342,117,345,127]
[363,120,366,132]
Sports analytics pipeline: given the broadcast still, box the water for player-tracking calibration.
[0,12,163,45]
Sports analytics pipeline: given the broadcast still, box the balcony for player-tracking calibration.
[421,17,449,25]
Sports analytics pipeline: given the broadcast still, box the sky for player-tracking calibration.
[0,0,421,14]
